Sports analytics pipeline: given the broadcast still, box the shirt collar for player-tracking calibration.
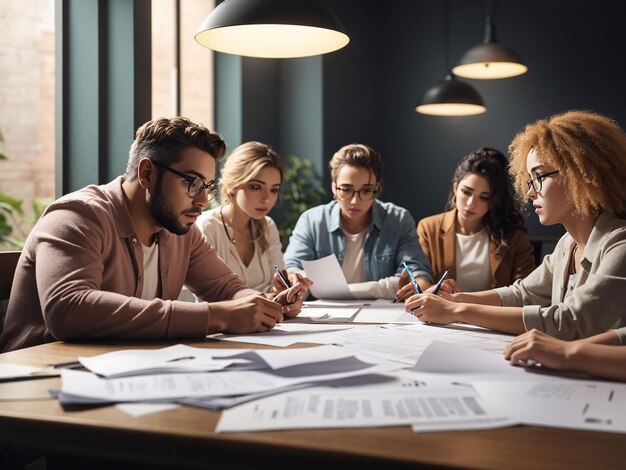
[328,199,381,233]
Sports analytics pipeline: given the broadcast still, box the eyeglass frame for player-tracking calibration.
[334,185,379,201]
[150,160,219,200]
[527,170,559,193]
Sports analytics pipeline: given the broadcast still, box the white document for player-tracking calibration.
[411,340,574,383]
[115,403,179,417]
[60,355,388,403]
[473,380,626,434]
[301,255,355,299]
[253,344,357,369]
[0,363,58,381]
[305,300,371,308]
[330,325,428,365]
[78,344,250,378]
[352,299,419,323]
[216,385,512,433]
[215,323,354,347]
[289,306,359,323]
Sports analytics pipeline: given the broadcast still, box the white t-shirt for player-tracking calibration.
[141,241,160,300]
[340,228,399,300]
[341,229,366,283]
[455,229,491,292]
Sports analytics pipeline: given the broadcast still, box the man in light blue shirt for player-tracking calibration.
[284,144,432,299]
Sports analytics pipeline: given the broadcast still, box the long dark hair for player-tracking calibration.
[446,147,527,255]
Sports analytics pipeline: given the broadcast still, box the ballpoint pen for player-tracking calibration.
[402,261,423,294]
[274,265,291,289]
[432,270,449,295]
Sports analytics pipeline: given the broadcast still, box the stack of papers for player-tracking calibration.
[57,344,398,410]
[215,340,626,435]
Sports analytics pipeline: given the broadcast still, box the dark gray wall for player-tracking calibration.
[317,0,626,238]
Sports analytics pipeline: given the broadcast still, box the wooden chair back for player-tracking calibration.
[0,250,21,307]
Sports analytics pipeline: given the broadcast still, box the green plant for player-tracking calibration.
[276,155,327,247]
[0,130,52,250]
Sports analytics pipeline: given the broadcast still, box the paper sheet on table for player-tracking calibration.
[116,403,180,417]
[473,380,626,433]
[305,300,371,308]
[79,344,251,378]
[301,255,355,299]
[60,354,391,403]
[216,384,512,433]
[411,340,572,382]
[0,363,59,381]
[214,323,354,347]
[287,306,359,323]
[253,344,357,369]
[351,299,419,323]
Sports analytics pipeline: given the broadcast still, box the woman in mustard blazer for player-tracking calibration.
[413,147,535,292]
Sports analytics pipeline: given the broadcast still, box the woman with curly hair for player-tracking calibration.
[405,110,626,340]
[399,147,535,296]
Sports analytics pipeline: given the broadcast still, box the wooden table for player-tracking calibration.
[1,339,625,469]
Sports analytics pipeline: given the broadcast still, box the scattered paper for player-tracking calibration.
[301,255,354,299]
[0,363,58,381]
[79,344,250,378]
[214,323,354,347]
[216,385,511,433]
[473,380,626,433]
[116,403,180,417]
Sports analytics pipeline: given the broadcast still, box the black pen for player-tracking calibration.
[274,265,291,288]
[166,356,195,363]
[48,360,82,369]
[432,270,449,295]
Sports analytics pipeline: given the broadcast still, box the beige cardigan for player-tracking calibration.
[496,212,626,340]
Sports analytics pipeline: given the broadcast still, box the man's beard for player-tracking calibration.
[147,182,196,235]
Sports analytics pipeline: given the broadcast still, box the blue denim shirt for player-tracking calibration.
[284,200,433,282]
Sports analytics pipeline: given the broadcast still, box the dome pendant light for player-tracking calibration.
[416,0,486,116]
[452,0,527,79]
[416,73,486,116]
[195,0,350,59]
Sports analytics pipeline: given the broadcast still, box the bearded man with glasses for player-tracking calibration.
[1,117,303,352]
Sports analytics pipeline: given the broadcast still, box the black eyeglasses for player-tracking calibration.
[335,186,378,201]
[151,160,219,200]
[527,170,559,193]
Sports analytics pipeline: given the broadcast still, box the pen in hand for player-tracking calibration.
[402,262,423,294]
[274,265,291,289]
[432,270,449,295]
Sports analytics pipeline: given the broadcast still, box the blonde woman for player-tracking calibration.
[196,142,310,311]
[406,110,626,340]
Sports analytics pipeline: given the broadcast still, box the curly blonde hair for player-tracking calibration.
[508,110,626,217]
[219,141,283,253]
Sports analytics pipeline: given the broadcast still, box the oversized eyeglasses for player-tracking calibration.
[151,160,219,200]
[527,170,559,193]
[335,186,378,201]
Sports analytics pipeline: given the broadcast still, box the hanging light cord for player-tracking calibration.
[484,0,497,42]
[443,0,450,71]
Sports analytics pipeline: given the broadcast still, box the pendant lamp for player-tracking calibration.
[416,0,486,116]
[452,0,527,79]
[195,0,350,58]
[416,73,486,116]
